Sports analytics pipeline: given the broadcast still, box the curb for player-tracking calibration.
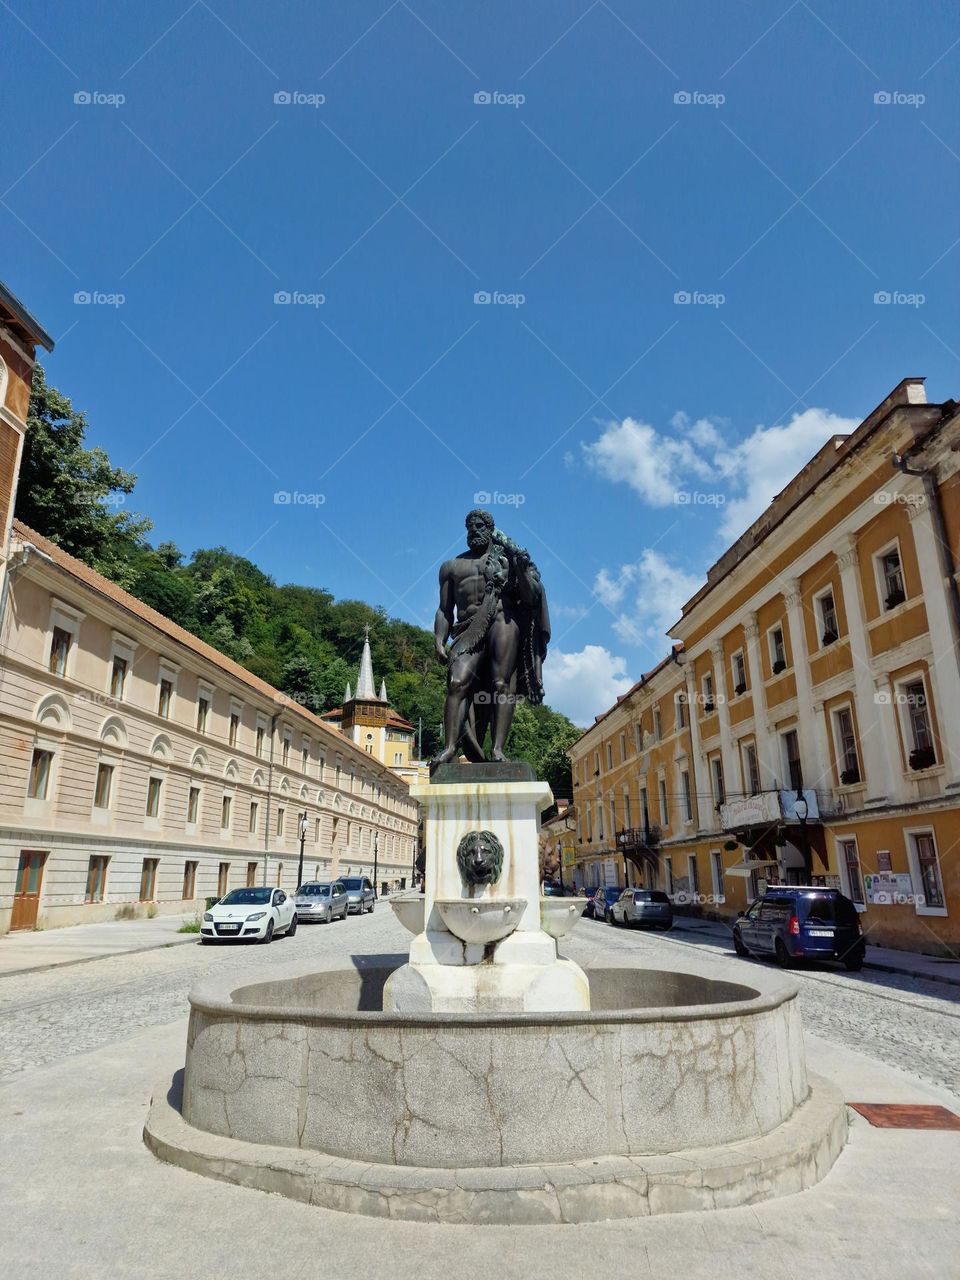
[662,918,960,991]
[0,931,200,981]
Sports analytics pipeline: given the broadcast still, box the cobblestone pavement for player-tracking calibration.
[2,910,958,1093]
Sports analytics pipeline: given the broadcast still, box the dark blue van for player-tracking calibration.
[732,887,865,971]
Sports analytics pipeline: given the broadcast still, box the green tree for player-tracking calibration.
[17,366,151,584]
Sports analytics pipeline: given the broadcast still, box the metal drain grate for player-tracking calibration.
[850,1103,960,1130]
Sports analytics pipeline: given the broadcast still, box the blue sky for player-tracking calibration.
[4,0,959,724]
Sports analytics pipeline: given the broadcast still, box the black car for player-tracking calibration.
[591,886,624,923]
[733,887,865,970]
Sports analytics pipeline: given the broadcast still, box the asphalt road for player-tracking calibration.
[2,908,958,1093]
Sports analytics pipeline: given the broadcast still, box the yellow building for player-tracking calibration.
[320,627,430,785]
[569,378,960,956]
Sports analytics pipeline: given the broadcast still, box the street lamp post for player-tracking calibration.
[373,831,379,898]
[794,791,810,883]
[296,811,308,893]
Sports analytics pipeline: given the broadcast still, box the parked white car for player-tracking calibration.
[201,887,297,944]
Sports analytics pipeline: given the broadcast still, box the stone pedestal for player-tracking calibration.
[383,777,590,1013]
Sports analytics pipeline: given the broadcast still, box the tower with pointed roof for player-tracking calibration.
[320,629,426,782]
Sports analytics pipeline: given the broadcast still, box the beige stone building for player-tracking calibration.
[0,521,419,933]
[569,379,960,956]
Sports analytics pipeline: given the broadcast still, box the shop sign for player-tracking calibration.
[876,850,892,872]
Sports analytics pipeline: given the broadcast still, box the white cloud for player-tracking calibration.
[581,406,858,541]
[593,550,704,647]
[544,645,634,727]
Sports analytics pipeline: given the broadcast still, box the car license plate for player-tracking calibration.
[219,923,240,933]
[808,929,833,937]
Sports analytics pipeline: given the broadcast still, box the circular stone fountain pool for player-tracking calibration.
[145,954,847,1224]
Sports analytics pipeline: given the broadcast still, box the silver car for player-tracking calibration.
[341,875,376,914]
[610,889,673,930]
[294,881,349,923]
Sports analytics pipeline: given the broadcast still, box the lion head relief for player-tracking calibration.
[456,830,504,888]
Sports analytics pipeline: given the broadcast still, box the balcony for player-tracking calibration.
[719,788,832,832]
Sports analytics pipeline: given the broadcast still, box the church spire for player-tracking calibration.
[379,678,388,702]
[355,624,376,700]
[344,680,352,703]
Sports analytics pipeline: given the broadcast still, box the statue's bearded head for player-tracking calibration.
[465,508,494,552]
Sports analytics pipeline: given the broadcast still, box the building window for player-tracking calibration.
[110,656,128,700]
[639,786,649,830]
[742,742,761,796]
[49,626,71,676]
[680,769,693,821]
[394,751,402,765]
[182,861,198,900]
[256,725,265,757]
[676,694,686,730]
[276,806,285,837]
[28,748,53,800]
[732,651,747,694]
[158,678,173,719]
[196,697,209,733]
[229,712,240,748]
[833,708,860,784]
[663,856,673,895]
[688,854,700,898]
[187,786,200,826]
[139,858,159,901]
[911,832,945,910]
[248,801,259,834]
[838,838,863,906]
[702,671,715,712]
[711,850,725,902]
[769,626,786,671]
[782,730,803,791]
[246,861,258,887]
[217,862,230,898]
[635,723,643,752]
[902,678,935,766]
[606,743,613,770]
[315,817,321,843]
[710,756,725,807]
[221,795,232,830]
[145,777,162,818]
[93,762,114,810]
[281,735,291,767]
[817,590,838,644]
[878,545,905,609]
[609,796,617,836]
[336,765,342,787]
[620,732,626,761]
[653,708,662,742]
[658,777,668,826]
[86,855,109,903]
[623,790,632,829]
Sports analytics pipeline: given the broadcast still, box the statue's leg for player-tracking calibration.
[434,651,483,763]
[488,617,521,761]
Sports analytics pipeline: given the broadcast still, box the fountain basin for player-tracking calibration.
[540,896,589,938]
[389,891,425,936]
[435,896,526,945]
